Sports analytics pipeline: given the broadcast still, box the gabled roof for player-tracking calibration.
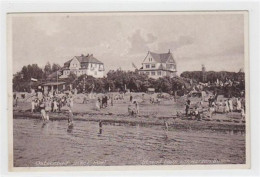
[145,51,176,64]
[64,59,73,68]
[63,54,103,69]
[158,63,166,70]
[75,54,103,64]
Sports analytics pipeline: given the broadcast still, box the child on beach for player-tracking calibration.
[96,97,101,110]
[53,99,58,112]
[31,99,35,113]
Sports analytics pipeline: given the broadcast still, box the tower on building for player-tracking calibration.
[202,64,207,82]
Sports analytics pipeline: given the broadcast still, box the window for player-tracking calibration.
[157,71,161,75]
[146,64,150,68]
[151,64,155,68]
[151,71,155,75]
[167,64,174,69]
[146,71,150,75]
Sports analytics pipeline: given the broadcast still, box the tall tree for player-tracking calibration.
[51,63,61,72]
[44,62,52,77]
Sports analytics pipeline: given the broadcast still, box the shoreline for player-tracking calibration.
[13,111,245,132]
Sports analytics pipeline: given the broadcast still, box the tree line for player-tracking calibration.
[68,70,193,95]
[13,63,245,96]
[180,71,245,83]
[13,62,61,92]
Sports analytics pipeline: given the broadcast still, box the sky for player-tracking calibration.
[11,12,246,75]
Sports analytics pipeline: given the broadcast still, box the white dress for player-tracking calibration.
[237,99,242,111]
[228,100,233,112]
[225,101,229,112]
[96,101,100,110]
[53,101,58,111]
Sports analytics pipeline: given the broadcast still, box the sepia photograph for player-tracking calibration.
[7,11,250,171]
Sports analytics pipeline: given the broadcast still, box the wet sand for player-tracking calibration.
[13,119,245,167]
[12,98,246,167]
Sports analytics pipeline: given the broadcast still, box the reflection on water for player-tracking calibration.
[67,124,74,133]
[98,128,103,135]
[13,118,245,167]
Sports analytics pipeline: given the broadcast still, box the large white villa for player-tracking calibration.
[139,50,177,79]
[60,54,104,78]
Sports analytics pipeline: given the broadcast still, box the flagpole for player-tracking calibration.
[57,71,58,93]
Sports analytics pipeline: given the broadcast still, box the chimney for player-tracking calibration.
[168,49,171,53]
[81,54,84,57]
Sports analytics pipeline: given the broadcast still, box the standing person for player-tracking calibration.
[39,100,47,122]
[69,96,74,108]
[228,98,233,112]
[53,99,58,112]
[134,101,139,115]
[208,105,215,118]
[208,96,212,107]
[31,99,35,113]
[34,99,39,111]
[104,95,108,108]
[194,107,201,121]
[212,101,216,114]
[130,94,133,103]
[14,97,18,107]
[236,98,242,112]
[57,98,62,112]
[51,98,54,112]
[185,99,191,116]
[45,98,51,121]
[83,96,87,104]
[241,107,245,120]
[224,100,229,113]
[128,101,135,116]
[110,94,114,106]
[13,94,17,107]
[67,100,74,126]
[96,97,101,110]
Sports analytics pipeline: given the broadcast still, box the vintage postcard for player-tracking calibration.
[7,11,250,171]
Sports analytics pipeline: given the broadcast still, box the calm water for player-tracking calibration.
[13,118,245,167]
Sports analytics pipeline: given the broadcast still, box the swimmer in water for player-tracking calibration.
[98,120,103,135]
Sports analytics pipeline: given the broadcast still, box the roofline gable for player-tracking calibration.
[142,51,150,63]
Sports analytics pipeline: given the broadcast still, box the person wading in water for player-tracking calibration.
[67,99,74,127]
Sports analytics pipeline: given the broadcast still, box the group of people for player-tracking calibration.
[185,94,246,120]
[30,92,74,125]
[95,95,110,110]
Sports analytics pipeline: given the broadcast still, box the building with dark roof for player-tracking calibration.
[139,50,177,78]
[60,54,104,78]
